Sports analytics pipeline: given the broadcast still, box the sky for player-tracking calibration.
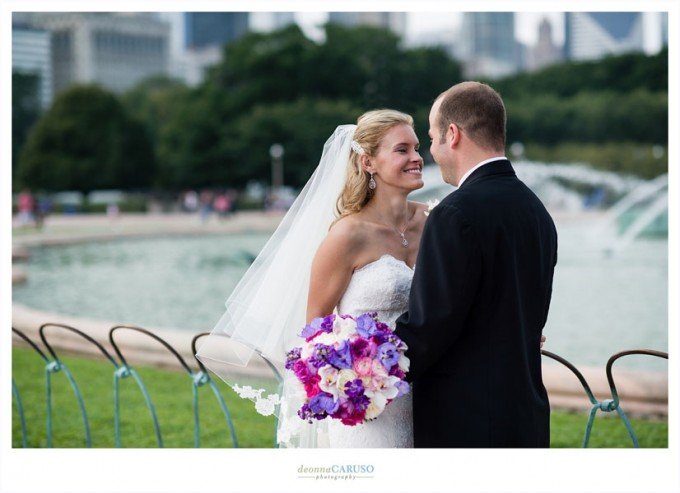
[276,12,664,53]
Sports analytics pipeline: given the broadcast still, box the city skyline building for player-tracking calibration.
[460,12,521,79]
[328,12,407,38]
[527,17,563,71]
[660,12,668,47]
[184,12,249,49]
[174,13,251,86]
[12,20,53,108]
[16,12,169,95]
[564,12,644,61]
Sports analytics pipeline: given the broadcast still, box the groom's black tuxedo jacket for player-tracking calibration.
[395,159,557,448]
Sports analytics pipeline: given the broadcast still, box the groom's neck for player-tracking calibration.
[454,149,505,184]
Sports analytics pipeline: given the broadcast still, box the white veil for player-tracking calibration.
[196,124,358,447]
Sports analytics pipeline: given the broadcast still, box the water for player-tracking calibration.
[13,234,270,333]
[546,214,667,371]
[13,220,667,371]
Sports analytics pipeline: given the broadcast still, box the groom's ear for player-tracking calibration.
[449,123,461,148]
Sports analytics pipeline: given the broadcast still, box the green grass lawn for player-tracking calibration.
[12,347,667,448]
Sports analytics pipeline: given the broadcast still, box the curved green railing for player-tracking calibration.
[541,349,668,447]
[191,333,239,448]
[11,323,667,448]
[11,327,45,448]
[39,323,120,448]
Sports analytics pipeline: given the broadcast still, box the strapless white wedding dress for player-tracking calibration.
[327,254,414,448]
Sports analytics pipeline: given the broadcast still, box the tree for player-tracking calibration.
[226,98,364,187]
[17,85,155,193]
[492,48,668,99]
[205,24,317,113]
[12,72,42,188]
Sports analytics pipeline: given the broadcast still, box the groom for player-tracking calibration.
[395,81,558,448]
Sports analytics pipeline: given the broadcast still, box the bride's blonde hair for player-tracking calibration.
[333,109,414,225]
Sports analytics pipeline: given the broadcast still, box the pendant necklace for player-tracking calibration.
[373,207,412,248]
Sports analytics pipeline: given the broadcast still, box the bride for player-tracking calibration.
[197,109,427,448]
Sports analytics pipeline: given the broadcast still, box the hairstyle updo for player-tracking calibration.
[333,109,414,225]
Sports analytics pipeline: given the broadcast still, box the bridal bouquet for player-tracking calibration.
[285,313,410,426]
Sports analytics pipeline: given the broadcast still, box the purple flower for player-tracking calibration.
[308,392,339,415]
[298,403,314,422]
[389,366,406,380]
[395,380,411,397]
[350,337,377,359]
[299,315,335,340]
[356,313,377,338]
[321,314,336,330]
[328,340,353,369]
[344,378,365,398]
[308,343,333,368]
[343,379,370,411]
[376,322,390,332]
[371,322,394,344]
[345,378,371,413]
[284,347,302,370]
[352,393,371,412]
[377,342,399,370]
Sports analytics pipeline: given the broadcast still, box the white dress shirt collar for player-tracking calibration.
[457,156,508,187]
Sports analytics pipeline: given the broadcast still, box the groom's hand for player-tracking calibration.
[540,335,546,349]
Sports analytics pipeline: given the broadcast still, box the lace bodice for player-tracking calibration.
[337,254,414,326]
[328,254,415,448]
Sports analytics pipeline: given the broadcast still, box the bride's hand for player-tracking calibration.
[540,335,546,349]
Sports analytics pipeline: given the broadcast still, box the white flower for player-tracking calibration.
[336,369,358,397]
[313,330,342,346]
[301,341,315,359]
[365,374,401,420]
[423,199,440,217]
[334,316,358,339]
[364,392,388,420]
[318,365,339,398]
[374,374,400,398]
[398,353,410,372]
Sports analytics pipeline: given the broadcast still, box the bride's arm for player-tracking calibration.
[306,220,361,323]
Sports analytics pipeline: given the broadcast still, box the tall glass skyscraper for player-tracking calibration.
[12,19,53,108]
[184,12,249,49]
[16,13,169,95]
[564,12,644,61]
[660,12,668,47]
[460,12,519,78]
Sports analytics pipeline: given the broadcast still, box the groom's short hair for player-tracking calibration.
[435,81,506,152]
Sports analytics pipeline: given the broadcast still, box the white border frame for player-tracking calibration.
[2,1,677,492]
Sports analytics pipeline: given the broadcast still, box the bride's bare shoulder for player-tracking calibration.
[312,215,367,270]
[326,214,370,247]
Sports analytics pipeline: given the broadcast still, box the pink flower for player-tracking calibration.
[353,357,374,377]
[336,400,366,426]
[389,366,406,380]
[304,375,321,398]
[292,359,315,382]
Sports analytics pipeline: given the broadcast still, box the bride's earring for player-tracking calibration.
[369,173,377,190]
